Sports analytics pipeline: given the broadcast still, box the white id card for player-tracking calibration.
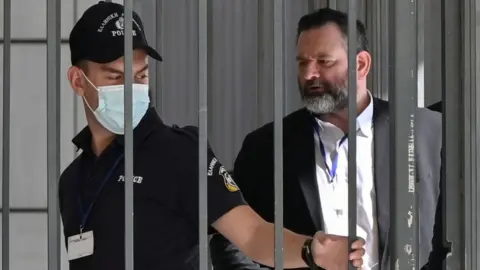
[68,230,94,261]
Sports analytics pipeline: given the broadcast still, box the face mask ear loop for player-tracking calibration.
[81,71,99,113]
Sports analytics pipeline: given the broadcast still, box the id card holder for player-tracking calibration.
[68,230,94,261]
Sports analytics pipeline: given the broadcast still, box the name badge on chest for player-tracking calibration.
[68,230,94,261]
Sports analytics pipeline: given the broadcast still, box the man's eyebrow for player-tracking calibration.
[99,64,149,75]
[135,64,148,75]
[100,66,123,74]
[295,53,332,61]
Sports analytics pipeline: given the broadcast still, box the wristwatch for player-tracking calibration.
[301,239,321,269]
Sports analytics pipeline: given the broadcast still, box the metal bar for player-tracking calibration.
[379,0,390,100]
[273,0,284,269]
[441,0,463,268]
[463,0,479,268]
[46,0,62,269]
[256,0,273,125]
[367,0,383,98]
[152,0,164,111]
[388,0,418,268]
[416,0,424,107]
[73,0,79,159]
[466,0,480,269]
[2,0,11,269]
[198,0,209,269]
[0,39,69,44]
[346,1,357,270]
[0,208,48,213]
[123,0,135,269]
[364,0,374,92]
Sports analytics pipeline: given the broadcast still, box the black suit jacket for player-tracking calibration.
[210,98,448,270]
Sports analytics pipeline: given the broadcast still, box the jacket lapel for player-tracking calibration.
[292,109,324,231]
[372,98,391,267]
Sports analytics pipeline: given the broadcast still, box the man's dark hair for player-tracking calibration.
[76,60,89,74]
[296,8,368,53]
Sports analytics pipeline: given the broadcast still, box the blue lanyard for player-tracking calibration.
[78,153,124,233]
[313,125,348,183]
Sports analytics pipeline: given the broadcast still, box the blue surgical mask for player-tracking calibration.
[82,73,150,134]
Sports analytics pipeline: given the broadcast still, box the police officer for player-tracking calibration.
[59,2,366,270]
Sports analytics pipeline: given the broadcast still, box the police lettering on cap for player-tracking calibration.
[69,1,162,65]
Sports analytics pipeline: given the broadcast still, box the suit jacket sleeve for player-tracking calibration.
[425,155,449,269]
[210,133,270,270]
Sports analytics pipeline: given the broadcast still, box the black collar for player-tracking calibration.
[72,107,163,153]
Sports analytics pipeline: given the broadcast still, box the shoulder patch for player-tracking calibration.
[218,166,239,192]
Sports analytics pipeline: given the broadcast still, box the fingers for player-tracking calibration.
[351,237,366,249]
[313,231,328,243]
[351,258,363,268]
[349,238,366,268]
[349,247,365,260]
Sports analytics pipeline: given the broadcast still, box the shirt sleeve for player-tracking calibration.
[205,147,247,225]
[174,125,247,229]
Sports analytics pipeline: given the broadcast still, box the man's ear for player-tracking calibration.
[67,66,85,96]
[356,51,371,80]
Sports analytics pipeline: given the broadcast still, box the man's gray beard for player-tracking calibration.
[302,92,348,114]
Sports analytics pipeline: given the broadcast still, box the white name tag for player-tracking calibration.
[68,231,94,261]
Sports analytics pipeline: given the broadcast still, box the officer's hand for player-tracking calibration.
[311,231,365,270]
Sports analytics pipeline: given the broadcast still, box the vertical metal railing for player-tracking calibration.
[462,0,479,268]
[441,0,463,269]
[72,0,79,159]
[46,0,62,269]
[273,0,285,269]
[416,0,425,108]
[154,0,164,113]
[123,0,135,270]
[388,0,418,269]
[198,0,209,269]
[379,0,390,101]
[365,0,379,97]
[346,1,358,269]
[2,0,11,269]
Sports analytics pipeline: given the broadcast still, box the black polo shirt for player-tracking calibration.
[58,107,246,270]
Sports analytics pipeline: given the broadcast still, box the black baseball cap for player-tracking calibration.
[69,1,162,65]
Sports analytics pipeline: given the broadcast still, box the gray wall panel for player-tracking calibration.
[256,0,274,127]
[9,44,48,208]
[209,0,259,167]
[0,55,72,209]
[157,0,199,127]
[0,0,74,39]
[0,214,70,270]
[0,44,73,209]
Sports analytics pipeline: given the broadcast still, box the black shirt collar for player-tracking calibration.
[72,107,163,153]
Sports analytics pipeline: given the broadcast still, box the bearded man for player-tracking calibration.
[209,7,448,270]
